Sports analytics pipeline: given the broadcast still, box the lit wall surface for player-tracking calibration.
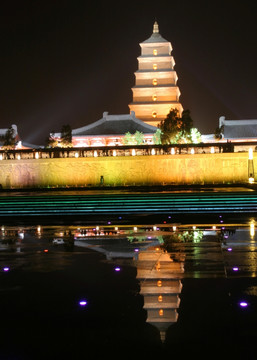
[0,152,253,188]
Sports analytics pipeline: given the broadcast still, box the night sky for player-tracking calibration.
[0,0,256,145]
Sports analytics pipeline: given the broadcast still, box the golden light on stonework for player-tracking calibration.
[158,295,163,302]
[152,111,157,118]
[159,309,164,316]
[153,49,158,55]
[153,63,157,70]
[152,95,157,101]
[152,79,157,86]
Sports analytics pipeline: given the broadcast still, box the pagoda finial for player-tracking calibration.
[153,21,159,34]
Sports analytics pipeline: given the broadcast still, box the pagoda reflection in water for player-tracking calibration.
[136,245,184,342]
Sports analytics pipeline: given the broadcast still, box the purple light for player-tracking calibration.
[239,301,248,308]
[232,267,239,271]
[114,267,121,272]
[134,248,139,252]
[227,247,232,252]
[107,221,111,225]
[3,267,9,272]
[79,300,87,306]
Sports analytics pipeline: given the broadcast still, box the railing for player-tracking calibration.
[0,142,256,160]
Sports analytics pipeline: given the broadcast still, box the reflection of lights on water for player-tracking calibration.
[250,222,255,237]
[79,300,87,306]
[239,301,248,308]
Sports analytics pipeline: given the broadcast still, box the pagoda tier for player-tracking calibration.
[129,21,183,127]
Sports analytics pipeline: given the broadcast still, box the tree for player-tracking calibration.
[1,127,16,149]
[214,125,224,140]
[123,132,135,145]
[46,132,58,148]
[158,108,199,144]
[152,128,162,145]
[123,131,144,145]
[134,131,144,145]
[158,108,181,144]
[60,125,72,147]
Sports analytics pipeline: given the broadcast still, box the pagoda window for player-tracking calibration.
[152,95,157,101]
[153,63,157,70]
[152,79,157,86]
[153,49,158,55]
[152,111,157,118]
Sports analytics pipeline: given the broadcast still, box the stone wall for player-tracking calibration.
[0,152,254,188]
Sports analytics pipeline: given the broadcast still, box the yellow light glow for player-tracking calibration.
[159,309,164,316]
[190,148,195,155]
[212,225,216,230]
[153,64,157,70]
[133,226,137,232]
[173,226,176,231]
[152,79,157,86]
[157,280,162,287]
[151,148,156,155]
[35,152,39,159]
[153,49,158,55]
[249,148,253,160]
[0,154,2,160]
[152,95,157,101]
[132,149,136,156]
[171,148,175,155]
[152,111,157,118]
[94,150,98,157]
[17,154,21,160]
[249,177,254,184]
[250,222,255,238]
[153,226,157,231]
[211,147,215,154]
[158,295,163,302]
[113,150,116,157]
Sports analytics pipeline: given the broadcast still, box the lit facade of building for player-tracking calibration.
[52,111,158,147]
[129,21,183,127]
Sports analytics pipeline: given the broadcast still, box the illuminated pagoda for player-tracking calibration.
[52,111,158,147]
[129,21,183,127]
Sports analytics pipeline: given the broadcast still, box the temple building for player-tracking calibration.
[52,111,158,147]
[129,21,183,127]
[219,116,257,142]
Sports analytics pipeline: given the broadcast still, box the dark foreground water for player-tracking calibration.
[1,221,257,359]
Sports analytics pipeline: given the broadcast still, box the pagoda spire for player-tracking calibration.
[153,21,159,33]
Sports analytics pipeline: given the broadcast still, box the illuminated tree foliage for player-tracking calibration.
[1,127,16,149]
[158,109,200,144]
[153,128,162,144]
[60,125,73,147]
[46,133,58,148]
[123,131,144,145]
